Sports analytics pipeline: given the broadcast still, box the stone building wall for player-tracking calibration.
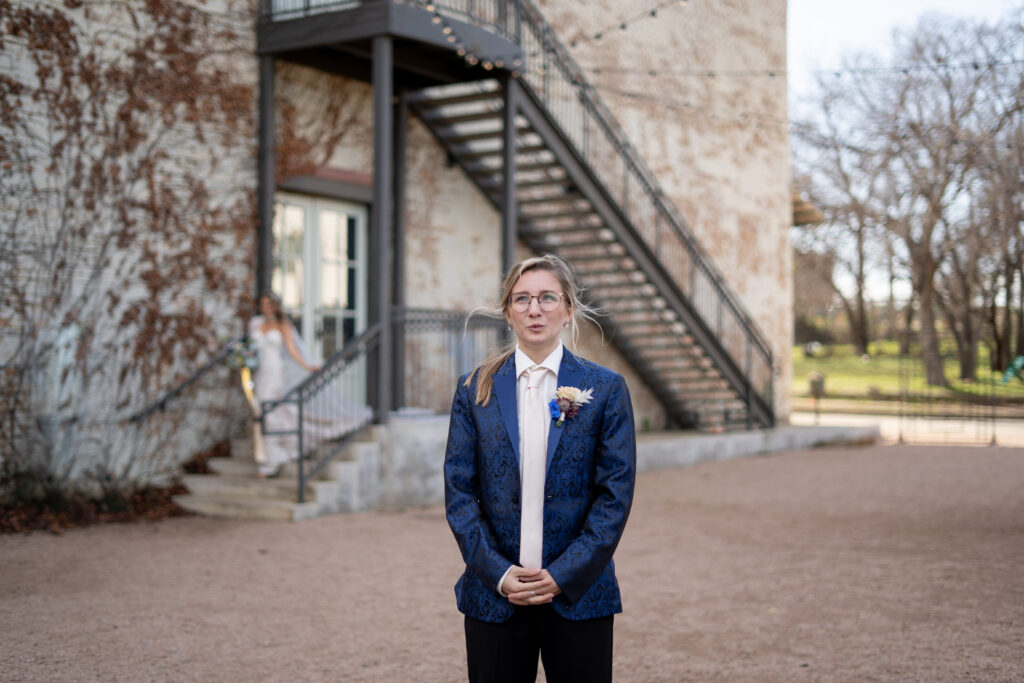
[3,0,791,495]
[534,0,793,420]
[0,0,260,492]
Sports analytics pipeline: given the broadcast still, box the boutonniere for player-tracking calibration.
[548,386,594,427]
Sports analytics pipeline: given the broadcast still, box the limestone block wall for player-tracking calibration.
[0,0,260,492]
[534,0,793,421]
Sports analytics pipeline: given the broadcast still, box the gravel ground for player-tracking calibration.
[2,443,1023,682]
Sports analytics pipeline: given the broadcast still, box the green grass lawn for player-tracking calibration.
[791,341,1024,400]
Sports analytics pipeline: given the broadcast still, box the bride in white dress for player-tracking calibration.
[249,292,319,478]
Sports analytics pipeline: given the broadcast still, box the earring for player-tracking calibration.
[563,321,569,328]
[507,324,512,332]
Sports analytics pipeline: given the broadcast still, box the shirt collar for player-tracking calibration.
[515,343,563,380]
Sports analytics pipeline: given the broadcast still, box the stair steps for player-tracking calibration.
[174,427,382,521]
[410,78,774,430]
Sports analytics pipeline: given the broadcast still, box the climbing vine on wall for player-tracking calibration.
[275,62,373,182]
[0,0,258,493]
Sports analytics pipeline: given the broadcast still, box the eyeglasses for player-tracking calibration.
[509,291,564,312]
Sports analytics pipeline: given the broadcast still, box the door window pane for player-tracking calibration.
[347,216,357,261]
[272,202,306,313]
[272,193,366,364]
[322,314,339,358]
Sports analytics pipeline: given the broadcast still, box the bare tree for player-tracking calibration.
[792,100,885,356]
[793,11,1022,386]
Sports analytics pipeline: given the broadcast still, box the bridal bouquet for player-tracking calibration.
[225,338,259,370]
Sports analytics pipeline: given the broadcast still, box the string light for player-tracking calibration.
[584,58,1024,80]
[570,0,687,49]
[594,83,791,128]
[411,0,525,75]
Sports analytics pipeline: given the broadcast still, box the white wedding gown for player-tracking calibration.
[251,326,300,476]
[248,318,373,477]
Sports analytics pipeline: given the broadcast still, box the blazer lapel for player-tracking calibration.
[546,349,583,473]
[493,355,520,465]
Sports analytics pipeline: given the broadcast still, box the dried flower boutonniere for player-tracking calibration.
[548,386,594,427]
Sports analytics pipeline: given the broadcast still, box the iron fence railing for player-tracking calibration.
[260,0,362,21]
[898,339,1004,445]
[393,308,505,414]
[260,324,378,502]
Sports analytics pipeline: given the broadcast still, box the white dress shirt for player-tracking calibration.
[497,343,562,594]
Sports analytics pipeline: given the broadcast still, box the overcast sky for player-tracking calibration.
[787,0,1020,99]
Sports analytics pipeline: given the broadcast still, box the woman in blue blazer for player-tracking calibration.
[445,254,636,682]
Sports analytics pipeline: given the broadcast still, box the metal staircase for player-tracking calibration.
[256,0,775,430]
[406,0,775,430]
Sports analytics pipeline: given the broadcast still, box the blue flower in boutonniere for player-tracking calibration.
[548,386,595,427]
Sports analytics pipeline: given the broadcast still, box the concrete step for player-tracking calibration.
[207,457,260,477]
[180,434,383,520]
[230,435,255,460]
[181,473,316,502]
[173,494,319,522]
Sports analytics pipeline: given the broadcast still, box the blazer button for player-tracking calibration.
[512,496,519,505]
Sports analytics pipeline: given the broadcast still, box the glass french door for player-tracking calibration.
[271,194,368,363]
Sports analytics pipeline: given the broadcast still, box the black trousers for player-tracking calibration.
[464,606,613,683]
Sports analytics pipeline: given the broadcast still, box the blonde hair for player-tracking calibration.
[465,254,599,406]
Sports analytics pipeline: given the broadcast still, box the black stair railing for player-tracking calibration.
[258,323,379,502]
[129,336,245,422]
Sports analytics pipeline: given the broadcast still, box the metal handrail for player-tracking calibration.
[262,323,381,413]
[129,336,244,422]
[259,323,380,502]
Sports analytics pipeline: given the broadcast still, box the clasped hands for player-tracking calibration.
[501,566,561,606]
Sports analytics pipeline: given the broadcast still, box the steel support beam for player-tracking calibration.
[391,91,408,411]
[501,75,519,280]
[256,55,276,299]
[370,35,393,424]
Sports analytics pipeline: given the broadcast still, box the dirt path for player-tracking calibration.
[2,444,1023,682]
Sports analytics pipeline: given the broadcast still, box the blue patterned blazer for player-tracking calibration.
[444,348,636,623]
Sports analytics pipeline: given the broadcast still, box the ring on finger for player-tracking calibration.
[531,590,536,597]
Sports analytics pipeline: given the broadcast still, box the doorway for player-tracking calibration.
[270,193,369,363]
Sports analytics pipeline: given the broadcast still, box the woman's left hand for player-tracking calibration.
[507,569,562,606]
